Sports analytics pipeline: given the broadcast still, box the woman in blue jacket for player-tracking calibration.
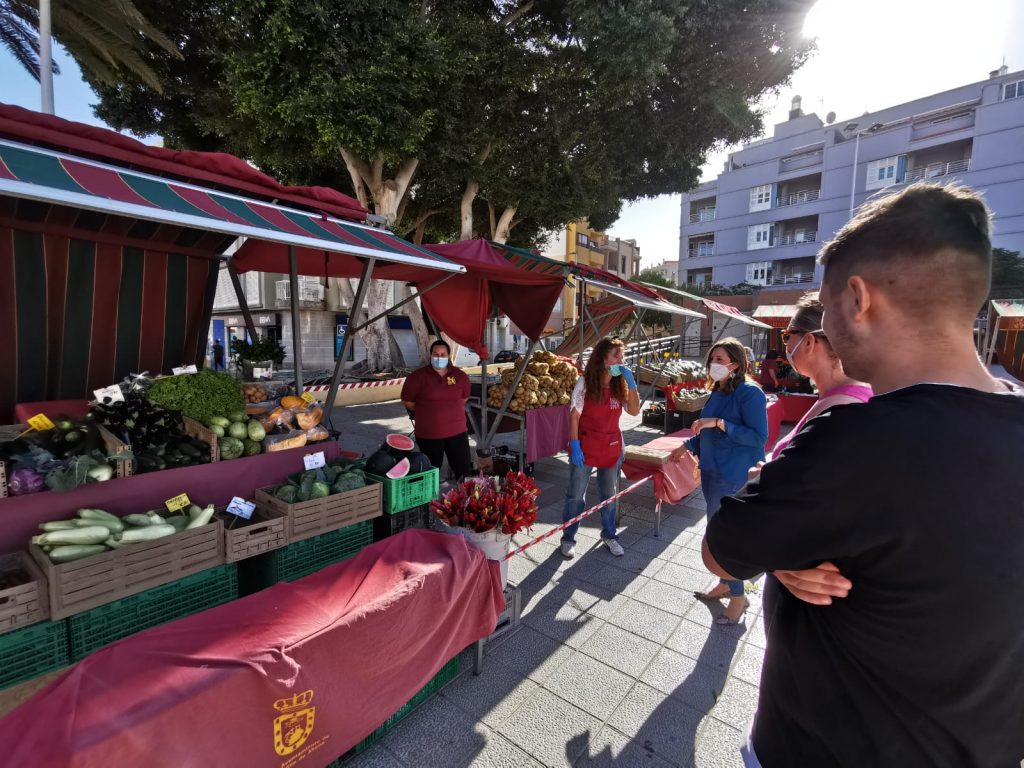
[672,338,767,625]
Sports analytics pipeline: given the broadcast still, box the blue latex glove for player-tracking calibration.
[568,439,584,467]
[619,366,637,391]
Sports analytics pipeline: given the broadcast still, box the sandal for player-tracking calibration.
[715,597,749,626]
[694,586,732,601]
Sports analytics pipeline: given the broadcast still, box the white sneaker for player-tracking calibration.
[560,541,576,559]
[605,538,625,557]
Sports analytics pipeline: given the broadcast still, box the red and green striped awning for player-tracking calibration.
[489,241,570,277]
[0,139,463,274]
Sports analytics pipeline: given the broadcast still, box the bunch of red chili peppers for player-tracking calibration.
[431,471,539,535]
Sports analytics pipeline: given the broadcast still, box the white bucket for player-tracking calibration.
[462,528,512,588]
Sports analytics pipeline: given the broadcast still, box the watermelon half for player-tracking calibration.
[406,452,433,474]
[386,457,411,479]
[366,449,398,476]
[384,433,415,457]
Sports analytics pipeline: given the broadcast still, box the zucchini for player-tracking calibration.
[185,504,216,529]
[72,517,124,533]
[110,524,176,544]
[164,515,190,531]
[146,511,166,525]
[39,520,80,531]
[33,526,111,547]
[48,544,108,563]
[122,514,155,527]
[78,508,120,523]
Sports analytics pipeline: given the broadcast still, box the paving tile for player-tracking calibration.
[639,647,726,714]
[634,579,698,616]
[524,597,605,649]
[575,726,683,768]
[651,562,718,593]
[606,682,703,767]
[630,537,682,562]
[489,625,575,684]
[665,620,744,673]
[496,688,604,768]
[608,548,663,577]
[543,652,636,720]
[745,617,768,649]
[584,564,650,597]
[708,679,759,732]
[442,657,540,728]
[340,744,405,768]
[607,598,682,645]
[579,622,661,678]
[669,545,710,572]
[730,646,764,688]
[581,588,632,622]
[382,696,489,768]
[692,717,746,768]
[465,731,545,767]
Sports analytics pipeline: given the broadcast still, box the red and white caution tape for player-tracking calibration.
[303,378,405,393]
[502,476,651,561]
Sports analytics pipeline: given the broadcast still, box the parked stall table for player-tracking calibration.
[765,393,817,450]
[621,429,699,536]
[466,401,571,468]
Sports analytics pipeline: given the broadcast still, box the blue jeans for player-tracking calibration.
[561,454,624,543]
[702,469,745,598]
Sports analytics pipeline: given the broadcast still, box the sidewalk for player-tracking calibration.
[334,403,764,768]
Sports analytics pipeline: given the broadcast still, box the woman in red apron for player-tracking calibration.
[560,337,641,559]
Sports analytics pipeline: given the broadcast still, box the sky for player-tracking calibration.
[2,0,1023,267]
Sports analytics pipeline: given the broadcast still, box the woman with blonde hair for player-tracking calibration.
[670,338,767,624]
[560,337,641,559]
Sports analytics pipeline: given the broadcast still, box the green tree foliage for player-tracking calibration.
[991,248,1024,300]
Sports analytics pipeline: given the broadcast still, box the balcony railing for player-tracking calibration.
[768,272,815,286]
[773,230,817,247]
[904,158,970,184]
[688,208,717,223]
[275,279,325,307]
[687,243,715,258]
[776,189,820,207]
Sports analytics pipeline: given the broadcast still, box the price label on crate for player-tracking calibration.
[303,451,326,470]
[27,413,55,431]
[225,496,256,520]
[165,493,191,512]
[93,384,125,404]
[300,391,317,405]
[172,364,198,375]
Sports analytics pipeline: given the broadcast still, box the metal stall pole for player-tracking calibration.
[226,261,258,346]
[287,246,305,396]
[479,329,489,474]
[322,258,376,429]
[483,339,539,451]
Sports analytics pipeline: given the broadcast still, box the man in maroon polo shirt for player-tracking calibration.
[401,339,472,479]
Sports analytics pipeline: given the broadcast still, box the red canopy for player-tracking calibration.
[0,104,367,221]
[422,240,566,354]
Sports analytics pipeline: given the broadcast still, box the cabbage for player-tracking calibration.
[9,467,45,496]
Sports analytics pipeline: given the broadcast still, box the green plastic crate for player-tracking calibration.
[325,655,461,765]
[0,619,69,690]
[68,564,238,661]
[239,520,373,594]
[365,467,439,514]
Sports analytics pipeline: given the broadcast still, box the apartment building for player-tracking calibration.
[678,66,1024,294]
[652,259,680,285]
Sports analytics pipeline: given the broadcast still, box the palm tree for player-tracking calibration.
[0,0,179,91]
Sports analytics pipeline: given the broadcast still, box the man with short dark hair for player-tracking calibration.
[702,184,1024,767]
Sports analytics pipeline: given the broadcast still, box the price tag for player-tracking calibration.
[252,367,271,379]
[303,451,326,470]
[300,391,317,405]
[172,364,198,375]
[225,496,256,520]
[165,493,191,512]
[27,413,55,431]
[93,384,125,404]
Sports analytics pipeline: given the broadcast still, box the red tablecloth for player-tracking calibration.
[621,429,699,504]
[525,404,570,464]
[13,400,90,423]
[765,394,817,449]
[0,529,504,767]
[0,442,344,553]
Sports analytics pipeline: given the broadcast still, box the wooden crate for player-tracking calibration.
[255,483,382,543]
[28,521,225,620]
[182,417,218,463]
[0,423,131,498]
[0,552,49,635]
[217,507,288,563]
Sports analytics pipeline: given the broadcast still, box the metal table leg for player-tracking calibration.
[655,498,662,537]
[474,639,484,675]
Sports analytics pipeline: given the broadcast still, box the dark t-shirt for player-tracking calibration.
[707,383,1024,768]
[400,365,470,439]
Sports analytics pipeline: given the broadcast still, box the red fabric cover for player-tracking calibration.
[524,404,572,464]
[0,442,342,554]
[764,394,816,450]
[13,400,89,423]
[571,263,662,298]
[401,365,471,439]
[0,530,504,767]
[0,104,367,221]
[621,429,699,504]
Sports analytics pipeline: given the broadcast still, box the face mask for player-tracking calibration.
[431,357,448,369]
[785,334,808,368]
[709,363,732,382]
[609,364,621,377]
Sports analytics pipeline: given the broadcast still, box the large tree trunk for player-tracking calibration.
[340,149,420,371]
[460,180,479,241]
[491,204,518,244]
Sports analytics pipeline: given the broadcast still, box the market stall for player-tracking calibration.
[981,299,1024,382]
[621,429,699,535]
